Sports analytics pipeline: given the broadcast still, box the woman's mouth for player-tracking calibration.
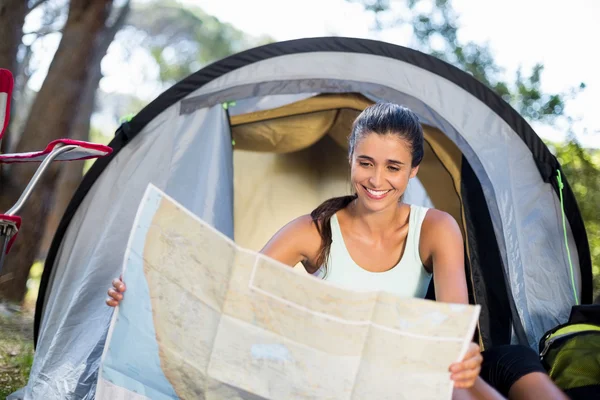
[362,186,392,200]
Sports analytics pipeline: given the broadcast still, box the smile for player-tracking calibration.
[362,186,392,199]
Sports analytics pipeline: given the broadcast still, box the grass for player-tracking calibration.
[0,310,34,399]
[0,261,41,399]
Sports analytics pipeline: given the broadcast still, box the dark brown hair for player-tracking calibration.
[309,103,424,275]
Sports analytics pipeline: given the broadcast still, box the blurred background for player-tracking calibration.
[0,0,598,394]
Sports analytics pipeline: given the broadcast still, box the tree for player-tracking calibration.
[348,0,598,300]
[124,0,272,86]
[0,0,271,304]
[0,0,50,152]
[39,1,131,258]
[0,0,28,73]
[0,0,115,303]
[348,0,583,122]
[549,138,600,303]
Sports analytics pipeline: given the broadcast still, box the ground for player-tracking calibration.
[0,306,34,399]
[0,262,40,399]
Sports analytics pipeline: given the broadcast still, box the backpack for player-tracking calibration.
[539,305,600,397]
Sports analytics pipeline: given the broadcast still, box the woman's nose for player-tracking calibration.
[368,168,384,187]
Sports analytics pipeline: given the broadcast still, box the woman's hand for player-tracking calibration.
[106,276,126,307]
[449,342,482,388]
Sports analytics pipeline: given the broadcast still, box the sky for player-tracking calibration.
[184,0,600,148]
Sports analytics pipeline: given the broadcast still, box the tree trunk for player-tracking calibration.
[39,1,130,258]
[0,0,28,154]
[0,0,114,303]
[0,0,27,71]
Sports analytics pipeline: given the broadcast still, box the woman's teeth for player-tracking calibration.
[365,187,390,197]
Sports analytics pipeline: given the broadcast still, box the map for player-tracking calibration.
[96,184,480,399]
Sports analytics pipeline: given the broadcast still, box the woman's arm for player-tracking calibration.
[259,214,321,268]
[420,209,469,304]
[420,209,480,389]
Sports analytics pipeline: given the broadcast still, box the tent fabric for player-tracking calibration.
[229,93,373,153]
[416,128,464,236]
[24,105,233,399]
[233,136,352,253]
[233,110,338,153]
[26,37,591,399]
[460,159,514,347]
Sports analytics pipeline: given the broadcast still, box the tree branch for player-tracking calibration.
[106,0,131,38]
[23,26,63,38]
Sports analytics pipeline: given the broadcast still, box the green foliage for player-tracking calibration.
[348,0,598,299]
[126,0,273,84]
[349,0,585,124]
[549,139,600,299]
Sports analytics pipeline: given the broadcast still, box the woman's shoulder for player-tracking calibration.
[260,214,322,267]
[414,207,463,268]
[419,207,463,245]
[268,214,323,250]
[421,207,460,231]
[285,214,320,234]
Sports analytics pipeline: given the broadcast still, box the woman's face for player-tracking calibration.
[350,132,419,213]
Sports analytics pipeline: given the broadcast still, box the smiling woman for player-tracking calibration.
[254,103,487,395]
[254,102,567,400]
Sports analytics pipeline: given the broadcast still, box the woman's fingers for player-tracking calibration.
[108,288,123,301]
[106,298,119,307]
[450,366,481,382]
[112,278,126,293]
[106,288,123,307]
[448,342,483,388]
[450,353,483,373]
[450,342,481,371]
[463,342,480,358]
[106,276,126,307]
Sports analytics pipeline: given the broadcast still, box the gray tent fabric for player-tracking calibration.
[24,105,232,399]
[21,41,587,399]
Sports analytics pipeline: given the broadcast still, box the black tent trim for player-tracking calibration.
[34,36,592,345]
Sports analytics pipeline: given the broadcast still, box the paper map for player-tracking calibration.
[97,184,480,399]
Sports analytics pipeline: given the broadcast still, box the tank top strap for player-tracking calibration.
[407,204,430,265]
[330,213,344,244]
[312,213,343,279]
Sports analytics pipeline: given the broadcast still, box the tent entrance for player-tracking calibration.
[227,92,516,348]
[229,93,466,252]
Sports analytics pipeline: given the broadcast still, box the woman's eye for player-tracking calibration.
[388,166,400,172]
[359,162,371,167]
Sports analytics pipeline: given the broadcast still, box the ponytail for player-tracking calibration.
[309,194,357,275]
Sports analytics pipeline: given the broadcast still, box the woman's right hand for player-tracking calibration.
[106,276,126,307]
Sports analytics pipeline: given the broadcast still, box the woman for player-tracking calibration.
[108,103,567,400]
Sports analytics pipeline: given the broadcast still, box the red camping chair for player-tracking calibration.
[0,68,113,271]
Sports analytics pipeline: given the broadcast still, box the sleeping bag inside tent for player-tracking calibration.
[23,37,592,399]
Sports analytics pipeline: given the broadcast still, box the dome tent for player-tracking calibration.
[25,37,591,398]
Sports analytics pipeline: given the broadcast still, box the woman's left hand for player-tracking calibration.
[449,342,482,388]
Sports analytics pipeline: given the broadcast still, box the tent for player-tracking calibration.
[22,37,592,398]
